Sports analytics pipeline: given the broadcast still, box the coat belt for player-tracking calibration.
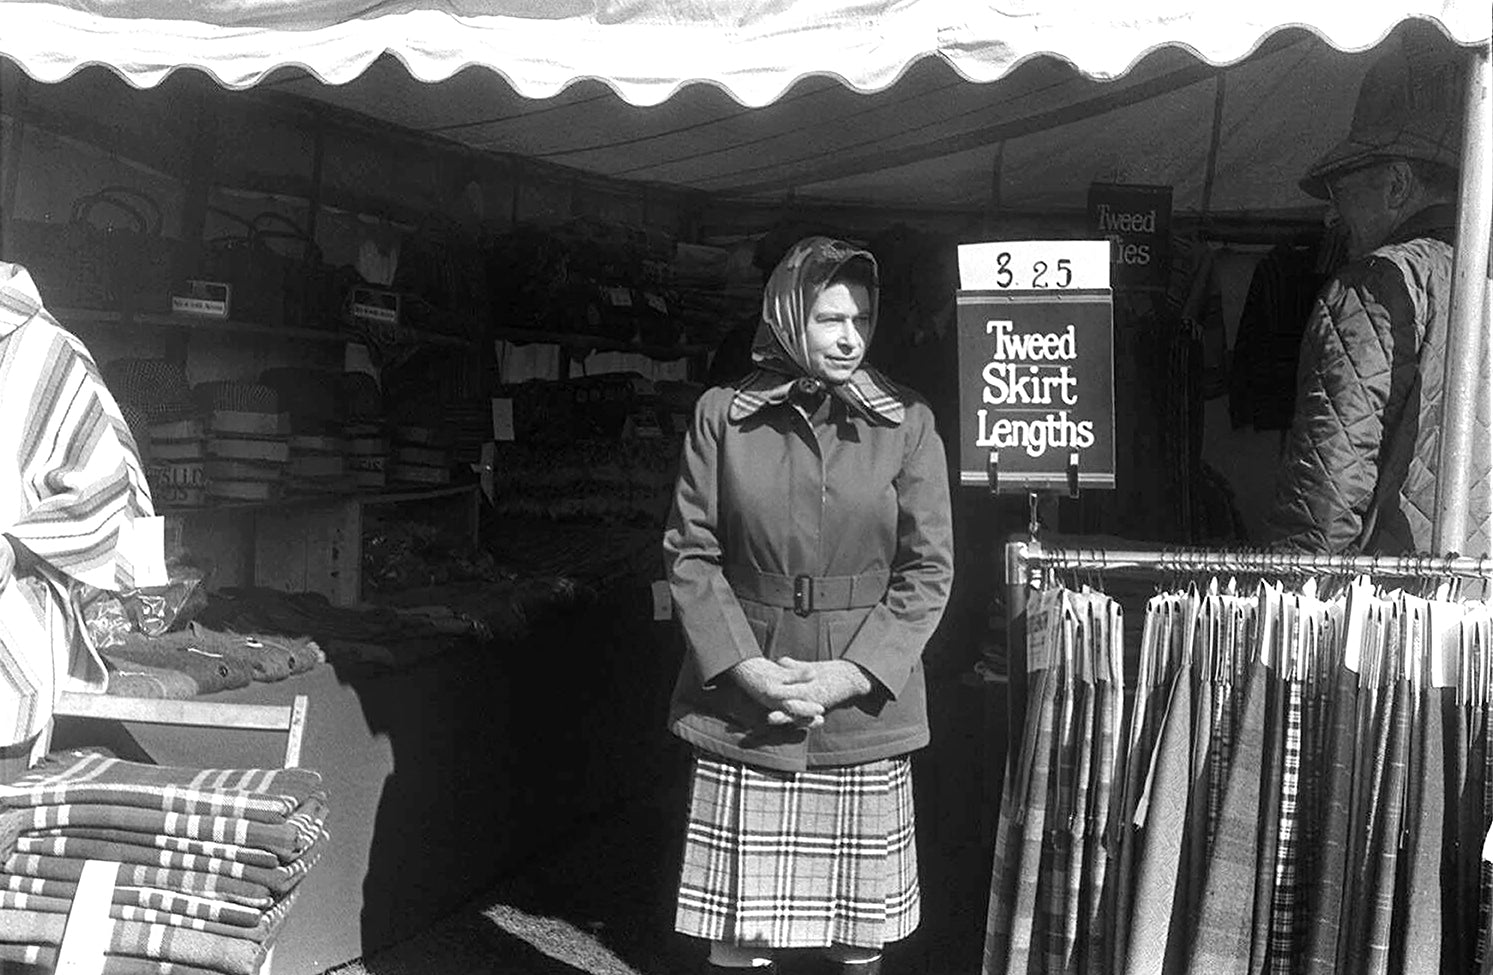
[725,565,890,617]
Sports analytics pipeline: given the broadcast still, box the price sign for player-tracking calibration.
[955,240,1116,492]
[957,240,1111,292]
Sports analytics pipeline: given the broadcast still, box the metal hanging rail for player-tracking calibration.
[1006,539,1493,583]
[995,537,1493,777]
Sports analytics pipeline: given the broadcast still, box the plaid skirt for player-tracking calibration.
[675,752,919,949]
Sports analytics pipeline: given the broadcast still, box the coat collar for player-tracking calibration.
[728,366,907,426]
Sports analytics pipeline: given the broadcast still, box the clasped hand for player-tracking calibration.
[730,656,874,729]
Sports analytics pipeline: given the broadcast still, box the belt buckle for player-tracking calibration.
[792,574,814,617]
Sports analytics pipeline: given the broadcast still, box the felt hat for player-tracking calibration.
[1300,29,1465,200]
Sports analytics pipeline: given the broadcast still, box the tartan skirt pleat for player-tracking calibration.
[674,752,919,950]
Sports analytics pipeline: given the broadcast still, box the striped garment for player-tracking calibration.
[0,749,324,823]
[4,795,326,861]
[675,752,918,950]
[0,262,162,747]
[0,909,266,975]
[0,886,294,942]
[1267,675,1307,973]
[0,873,274,928]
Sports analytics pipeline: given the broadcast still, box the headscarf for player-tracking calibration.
[728,236,905,425]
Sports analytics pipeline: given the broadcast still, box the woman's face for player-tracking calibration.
[804,281,871,383]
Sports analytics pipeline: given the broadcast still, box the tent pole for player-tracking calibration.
[1199,71,1226,221]
[1433,45,1492,555]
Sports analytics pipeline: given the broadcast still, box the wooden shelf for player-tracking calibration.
[58,307,469,349]
[491,325,710,361]
[162,481,478,516]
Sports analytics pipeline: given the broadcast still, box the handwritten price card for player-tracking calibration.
[954,240,1116,492]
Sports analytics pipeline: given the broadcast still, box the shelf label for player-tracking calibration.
[171,296,230,319]
[652,580,673,621]
[491,398,515,442]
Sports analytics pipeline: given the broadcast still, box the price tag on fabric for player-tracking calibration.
[1427,600,1459,689]
[651,580,673,621]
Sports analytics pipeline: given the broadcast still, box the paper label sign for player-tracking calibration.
[651,580,673,621]
[958,240,1111,292]
[491,398,516,442]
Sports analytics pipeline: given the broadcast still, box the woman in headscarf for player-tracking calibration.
[664,237,954,975]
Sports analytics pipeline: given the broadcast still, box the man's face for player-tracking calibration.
[1325,162,1400,259]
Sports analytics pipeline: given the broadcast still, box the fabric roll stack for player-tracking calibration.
[388,425,453,487]
[285,434,350,496]
[197,383,290,505]
[147,418,208,509]
[0,750,328,975]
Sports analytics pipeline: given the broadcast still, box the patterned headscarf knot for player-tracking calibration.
[728,236,906,425]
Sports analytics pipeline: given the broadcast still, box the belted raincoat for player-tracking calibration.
[663,238,954,773]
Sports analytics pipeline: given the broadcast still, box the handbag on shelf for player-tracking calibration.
[251,211,349,331]
[194,208,285,326]
[10,186,179,313]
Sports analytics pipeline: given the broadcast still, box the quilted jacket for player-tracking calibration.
[1266,205,1489,556]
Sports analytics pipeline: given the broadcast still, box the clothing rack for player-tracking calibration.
[999,537,1493,774]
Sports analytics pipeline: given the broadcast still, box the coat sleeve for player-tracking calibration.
[841,401,954,699]
[663,391,762,687]
[4,321,157,594]
[1264,257,1420,554]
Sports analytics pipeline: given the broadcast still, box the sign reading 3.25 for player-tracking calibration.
[957,241,1111,292]
[954,239,1117,493]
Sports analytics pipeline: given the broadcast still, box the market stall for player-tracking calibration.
[1,4,1489,973]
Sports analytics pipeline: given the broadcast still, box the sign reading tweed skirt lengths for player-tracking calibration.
[675,752,918,949]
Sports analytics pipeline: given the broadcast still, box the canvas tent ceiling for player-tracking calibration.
[0,2,1488,218]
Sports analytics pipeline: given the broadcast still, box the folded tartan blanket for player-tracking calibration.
[12,828,326,893]
[0,874,272,928]
[0,910,266,975]
[2,856,276,908]
[0,944,223,975]
[1,751,323,826]
[0,888,294,942]
[3,796,326,861]
[1,751,324,824]
[31,826,283,869]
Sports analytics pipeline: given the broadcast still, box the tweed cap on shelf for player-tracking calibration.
[100,357,195,424]
[338,372,384,423]
[193,380,280,415]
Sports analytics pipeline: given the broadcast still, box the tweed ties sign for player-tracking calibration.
[955,240,1116,491]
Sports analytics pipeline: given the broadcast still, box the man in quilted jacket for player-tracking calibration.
[1265,30,1483,556]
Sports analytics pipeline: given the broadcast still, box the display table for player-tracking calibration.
[48,579,682,975]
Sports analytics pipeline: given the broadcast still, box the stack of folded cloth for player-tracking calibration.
[388,424,454,487]
[196,382,290,506]
[100,624,324,701]
[0,750,329,975]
